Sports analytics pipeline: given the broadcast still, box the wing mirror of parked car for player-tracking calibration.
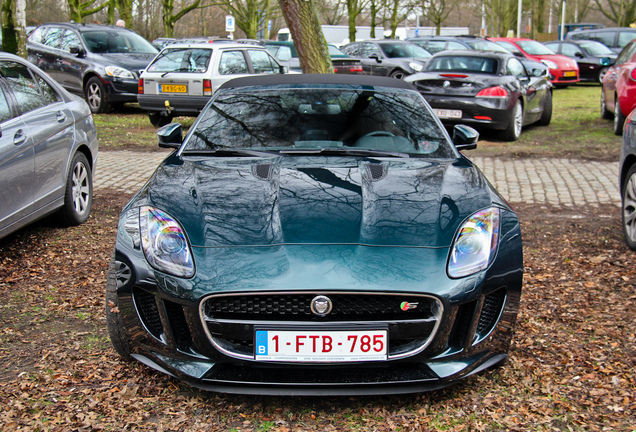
[575,51,585,58]
[452,124,479,150]
[369,54,382,62]
[157,123,183,149]
[280,65,288,74]
[69,46,86,58]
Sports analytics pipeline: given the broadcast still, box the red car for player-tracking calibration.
[489,37,580,87]
[601,39,636,135]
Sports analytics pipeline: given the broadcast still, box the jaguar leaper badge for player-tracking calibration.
[310,295,332,316]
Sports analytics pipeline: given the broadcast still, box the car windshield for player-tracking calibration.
[184,86,454,157]
[82,30,157,54]
[146,48,212,72]
[426,55,499,74]
[578,40,615,55]
[466,40,510,53]
[380,43,431,59]
[516,40,556,55]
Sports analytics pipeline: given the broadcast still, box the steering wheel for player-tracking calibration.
[361,131,395,138]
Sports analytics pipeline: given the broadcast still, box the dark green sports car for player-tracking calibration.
[106,74,523,395]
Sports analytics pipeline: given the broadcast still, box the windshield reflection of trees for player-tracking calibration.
[185,89,452,157]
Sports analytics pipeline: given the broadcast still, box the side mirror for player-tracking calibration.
[575,51,584,58]
[452,124,479,150]
[69,45,86,57]
[157,123,183,149]
[280,65,288,74]
[369,53,382,62]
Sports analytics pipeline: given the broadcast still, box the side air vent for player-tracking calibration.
[366,163,387,181]
[252,164,274,181]
[475,288,507,340]
[133,287,163,339]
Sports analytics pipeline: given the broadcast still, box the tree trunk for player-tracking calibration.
[279,0,332,73]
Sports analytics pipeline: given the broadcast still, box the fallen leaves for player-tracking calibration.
[0,197,635,431]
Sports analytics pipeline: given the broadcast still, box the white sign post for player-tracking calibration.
[226,15,235,39]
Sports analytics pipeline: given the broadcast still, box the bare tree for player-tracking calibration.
[162,0,206,37]
[423,0,460,35]
[67,0,108,22]
[2,0,27,57]
[318,0,347,25]
[221,0,278,38]
[279,0,332,73]
[345,0,369,42]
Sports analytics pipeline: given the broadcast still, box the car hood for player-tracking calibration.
[528,54,578,70]
[92,52,156,69]
[138,155,499,249]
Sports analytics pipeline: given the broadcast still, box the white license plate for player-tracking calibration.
[434,109,462,119]
[254,329,388,362]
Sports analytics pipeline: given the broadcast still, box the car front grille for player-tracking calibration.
[200,292,442,361]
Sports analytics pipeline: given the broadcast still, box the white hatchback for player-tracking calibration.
[138,42,285,126]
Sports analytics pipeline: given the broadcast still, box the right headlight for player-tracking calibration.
[139,206,195,278]
[448,207,500,278]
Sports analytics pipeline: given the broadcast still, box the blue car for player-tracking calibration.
[106,74,522,395]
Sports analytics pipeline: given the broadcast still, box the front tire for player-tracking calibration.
[389,69,408,79]
[622,165,636,250]
[148,111,174,127]
[536,91,552,126]
[601,91,612,119]
[57,152,92,226]
[85,76,111,113]
[614,97,626,136]
[106,250,133,359]
[500,100,523,141]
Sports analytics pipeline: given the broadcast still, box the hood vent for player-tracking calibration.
[252,163,274,181]
[366,163,387,182]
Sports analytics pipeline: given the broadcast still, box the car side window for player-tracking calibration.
[618,31,636,48]
[0,61,53,114]
[426,41,446,54]
[60,29,82,53]
[28,26,46,44]
[364,44,382,58]
[447,41,465,50]
[341,44,359,56]
[276,46,292,61]
[218,50,249,75]
[248,50,279,74]
[42,27,63,49]
[0,87,12,123]
[616,42,636,65]
[507,58,527,78]
[590,31,615,47]
[496,41,522,56]
[561,43,581,57]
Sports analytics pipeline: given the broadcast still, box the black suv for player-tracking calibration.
[27,22,158,113]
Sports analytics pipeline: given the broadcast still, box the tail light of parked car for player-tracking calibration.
[138,78,144,94]
[630,68,636,81]
[476,86,509,98]
[204,79,212,96]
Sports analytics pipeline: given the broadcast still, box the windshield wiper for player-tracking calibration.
[161,68,195,77]
[181,148,279,157]
[279,148,410,158]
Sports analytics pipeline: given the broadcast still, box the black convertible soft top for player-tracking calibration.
[218,73,417,91]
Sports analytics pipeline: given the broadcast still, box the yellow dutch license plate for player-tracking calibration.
[160,84,187,93]
[564,71,576,77]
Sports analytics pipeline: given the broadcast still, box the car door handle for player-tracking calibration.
[56,111,66,123]
[13,129,27,146]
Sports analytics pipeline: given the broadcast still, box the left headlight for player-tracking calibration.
[409,62,424,72]
[105,65,135,79]
[448,207,500,278]
[139,206,195,278]
[540,59,558,70]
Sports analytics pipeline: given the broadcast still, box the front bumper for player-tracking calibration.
[104,77,140,104]
[110,209,523,395]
